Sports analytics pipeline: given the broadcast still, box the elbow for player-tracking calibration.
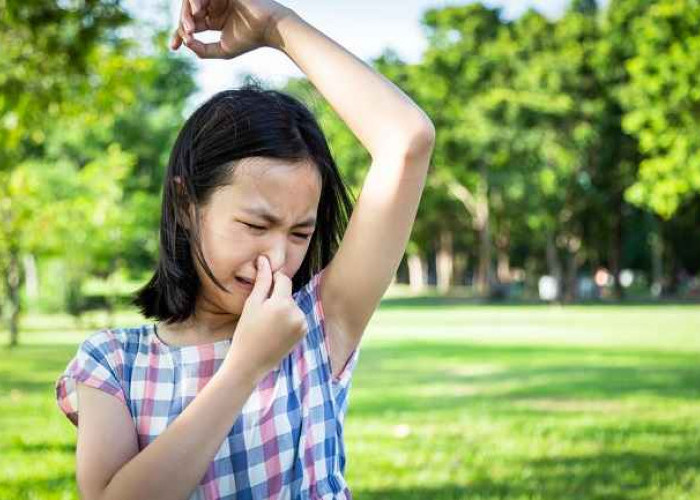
[403,117,436,160]
[371,114,436,164]
[406,116,435,156]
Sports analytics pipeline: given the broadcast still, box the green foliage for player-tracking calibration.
[40,37,196,278]
[283,76,370,195]
[616,0,700,218]
[379,0,700,293]
[0,0,130,169]
[0,2,196,329]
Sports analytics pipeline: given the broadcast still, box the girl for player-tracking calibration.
[55,0,435,499]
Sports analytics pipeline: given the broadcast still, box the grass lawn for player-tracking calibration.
[1,301,699,499]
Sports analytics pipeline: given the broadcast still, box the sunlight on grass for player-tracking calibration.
[1,303,699,499]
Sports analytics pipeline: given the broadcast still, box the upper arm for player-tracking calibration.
[322,128,435,377]
[76,383,139,500]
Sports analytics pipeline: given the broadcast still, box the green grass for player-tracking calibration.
[1,302,700,499]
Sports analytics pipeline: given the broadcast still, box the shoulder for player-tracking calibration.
[81,324,152,355]
[81,328,124,353]
[69,328,131,379]
[57,327,140,427]
[71,325,155,382]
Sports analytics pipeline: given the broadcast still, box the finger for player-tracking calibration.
[184,38,226,59]
[181,0,195,33]
[192,16,210,33]
[189,0,204,17]
[271,271,292,298]
[248,256,273,303]
[175,25,194,48]
[170,27,184,50]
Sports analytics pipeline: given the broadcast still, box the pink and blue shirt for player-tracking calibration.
[55,269,361,499]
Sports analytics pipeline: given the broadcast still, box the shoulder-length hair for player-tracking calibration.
[132,83,354,324]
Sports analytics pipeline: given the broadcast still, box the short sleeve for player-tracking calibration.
[295,267,362,400]
[55,329,128,427]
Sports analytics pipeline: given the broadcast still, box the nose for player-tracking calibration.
[258,239,286,276]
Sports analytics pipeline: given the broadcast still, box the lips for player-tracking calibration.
[236,276,253,285]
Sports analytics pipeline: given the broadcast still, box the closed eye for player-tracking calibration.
[243,223,311,240]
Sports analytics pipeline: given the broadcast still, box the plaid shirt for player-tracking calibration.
[55,269,360,499]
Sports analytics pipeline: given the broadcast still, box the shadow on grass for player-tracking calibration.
[512,448,700,500]
[354,447,700,500]
[379,296,700,309]
[0,474,75,499]
[349,341,700,417]
[11,441,75,453]
[351,485,471,500]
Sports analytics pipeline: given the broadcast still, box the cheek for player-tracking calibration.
[200,231,248,274]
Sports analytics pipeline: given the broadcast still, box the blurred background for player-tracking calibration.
[1,0,699,499]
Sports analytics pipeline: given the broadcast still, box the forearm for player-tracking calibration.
[100,362,258,500]
[270,11,435,159]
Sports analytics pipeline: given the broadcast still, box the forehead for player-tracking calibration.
[213,157,322,216]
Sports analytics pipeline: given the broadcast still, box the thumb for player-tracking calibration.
[248,256,272,303]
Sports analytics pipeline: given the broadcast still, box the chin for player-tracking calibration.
[208,288,245,315]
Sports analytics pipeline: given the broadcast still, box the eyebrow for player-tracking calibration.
[240,207,317,228]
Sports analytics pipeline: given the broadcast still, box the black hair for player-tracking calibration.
[132,83,354,324]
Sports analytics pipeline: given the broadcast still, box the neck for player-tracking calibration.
[157,290,243,345]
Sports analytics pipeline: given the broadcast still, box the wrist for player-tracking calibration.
[221,354,263,388]
[222,346,267,386]
[264,7,302,52]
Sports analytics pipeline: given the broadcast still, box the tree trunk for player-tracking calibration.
[6,248,23,347]
[433,165,491,296]
[23,253,39,299]
[454,253,468,287]
[495,224,511,284]
[610,196,624,299]
[497,250,510,284]
[650,217,664,298]
[564,235,582,303]
[436,229,454,294]
[546,233,562,301]
[476,219,491,296]
[475,164,491,297]
[407,253,426,294]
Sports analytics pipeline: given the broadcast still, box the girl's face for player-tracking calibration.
[190,157,322,316]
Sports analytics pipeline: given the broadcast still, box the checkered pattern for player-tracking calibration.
[55,268,360,499]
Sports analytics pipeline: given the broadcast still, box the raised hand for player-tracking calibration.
[170,0,295,59]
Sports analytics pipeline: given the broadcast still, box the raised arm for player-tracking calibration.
[272,10,435,377]
[175,0,435,378]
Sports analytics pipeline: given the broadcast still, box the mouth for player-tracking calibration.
[235,276,254,289]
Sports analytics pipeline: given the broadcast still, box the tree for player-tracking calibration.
[0,1,197,345]
[616,0,700,219]
[0,0,130,346]
[416,3,507,297]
